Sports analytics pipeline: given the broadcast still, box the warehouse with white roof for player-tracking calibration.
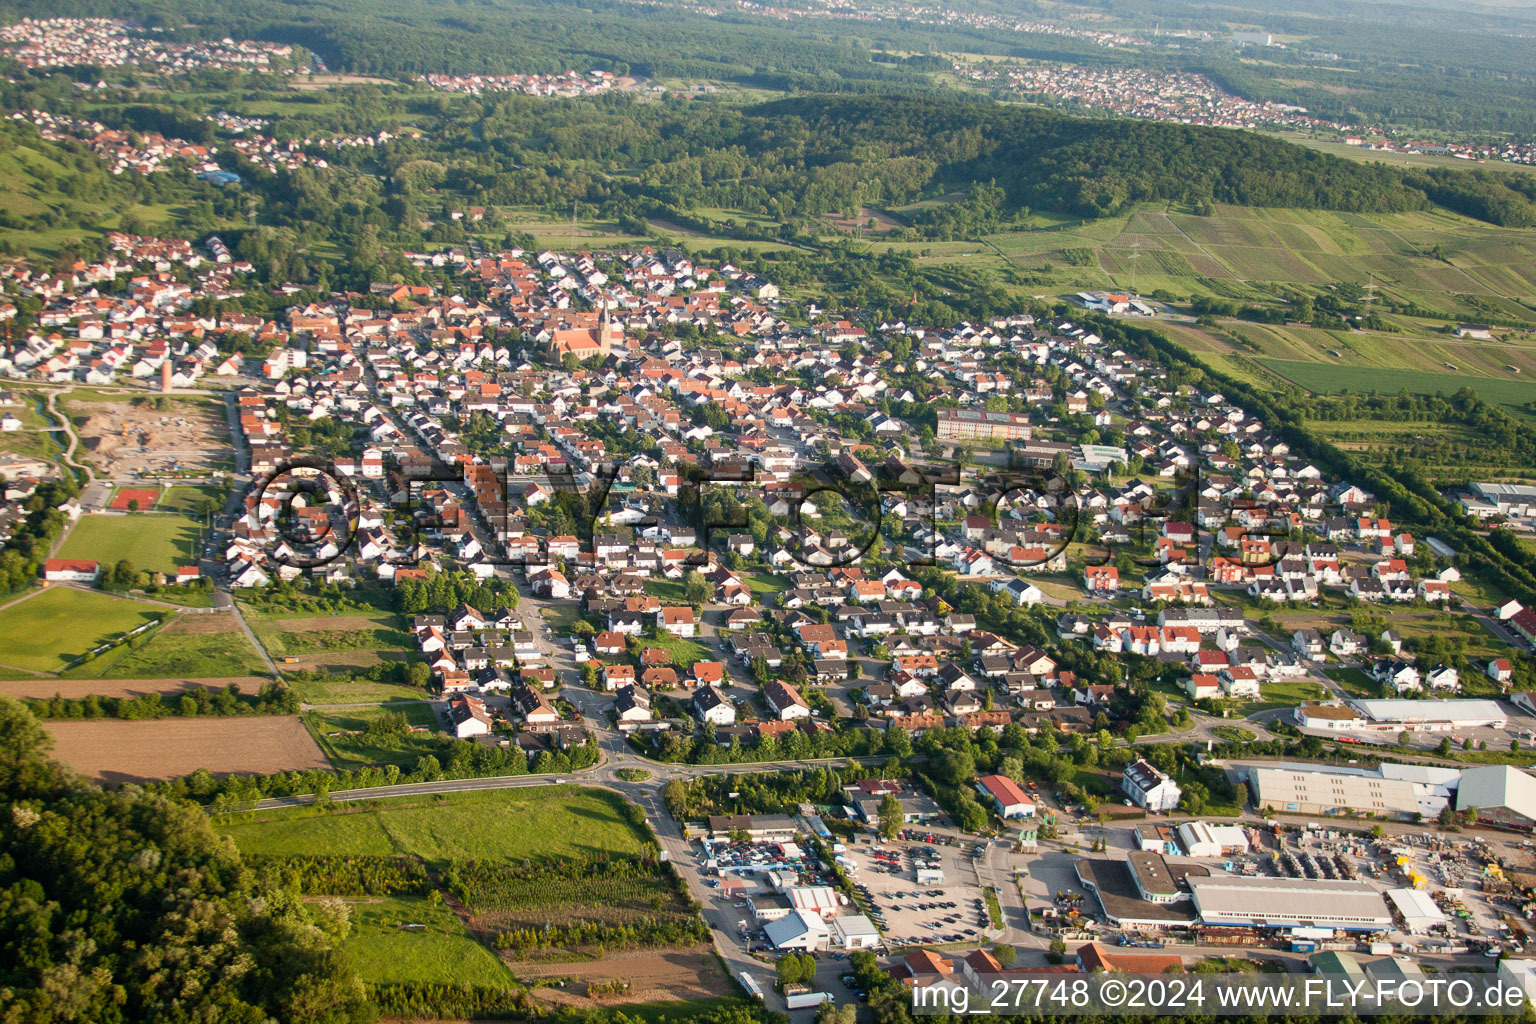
[1188,876,1393,932]
[1386,888,1448,934]
[1349,698,1507,733]
[1456,765,1536,831]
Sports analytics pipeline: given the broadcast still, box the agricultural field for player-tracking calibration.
[248,612,412,673]
[222,788,719,1002]
[303,701,444,770]
[341,897,517,989]
[57,512,203,573]
[221,787,649,862]
[1310,418,1536,482]
[0,675,271,700]
[62,613,269,680]
[1157,316,1536,410]
[41,715,329,781]
[1258,359,1536,407]
[0,588,161,674]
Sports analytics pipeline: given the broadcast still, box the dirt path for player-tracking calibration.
[231,598,281,678]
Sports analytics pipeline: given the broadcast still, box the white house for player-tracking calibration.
[1122,759,1182,812]
[446,694,492,738]
[694,685,736,726]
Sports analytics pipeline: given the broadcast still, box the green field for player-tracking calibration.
[63,626,269,680]
[0,588,162,673]
[1257,358,1536,405]
[341,896,516,989]
[303,702,444,769]
[0,394,62,461]
[220,787,648,862]
[642,634,710,670]
[289,675,432,705]
[157,484,226,516]
[57,513,202,573]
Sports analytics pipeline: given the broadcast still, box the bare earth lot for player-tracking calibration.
[43,716,328,782]
[515,950,735,1009]
[0,675,271,699]
[71,398,229,477]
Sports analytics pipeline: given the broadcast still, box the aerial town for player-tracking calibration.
[5,0,1536,1021]
[6,221,1536,1012]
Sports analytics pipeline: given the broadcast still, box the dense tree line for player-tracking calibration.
[0,697,372,1023]
[24,680,300,720]
[155,733,598,809]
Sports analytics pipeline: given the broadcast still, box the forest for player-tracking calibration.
[0,697,374,1023]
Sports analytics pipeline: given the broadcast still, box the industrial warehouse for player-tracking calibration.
[1246,763,1460,821]
[1188,877,1397,932]
[1295,698,1509,734]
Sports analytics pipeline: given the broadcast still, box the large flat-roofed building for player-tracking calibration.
[1188,876,1393,932]
[937,407,1032,443]
[1464,482,1536,518]
[1456,765,1536,831]
[1075,858,1201,928]
[1349,698,1507,733]
[1249,765,1424,821]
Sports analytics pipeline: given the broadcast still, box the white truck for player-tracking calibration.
[785,991,833,1011]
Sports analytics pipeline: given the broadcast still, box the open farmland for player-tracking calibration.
[1257,358,1536,406]
[221,786,649,861]
[248,612,412,673]
[42,715,328,781]
[1156,316,1536,411]
[517,951,738,1009]
[0,588,162,674]
[63,612,270,680]
[0,675,272,699]
[57,512,202,572]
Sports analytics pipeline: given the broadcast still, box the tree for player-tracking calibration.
[1047,937,1068,964]
[683,570,710,606]
[816,1003,857,1024]
[993,943,1018,967]
[877,793,903,841]
[777,952,816,988]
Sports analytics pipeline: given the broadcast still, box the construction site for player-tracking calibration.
[69,395,231,479]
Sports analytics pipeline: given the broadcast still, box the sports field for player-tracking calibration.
[220,787,648,862]
[0,588,162,674]
[57,513,202,572]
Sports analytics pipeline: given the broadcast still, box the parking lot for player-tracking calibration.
[841,833,994,947]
